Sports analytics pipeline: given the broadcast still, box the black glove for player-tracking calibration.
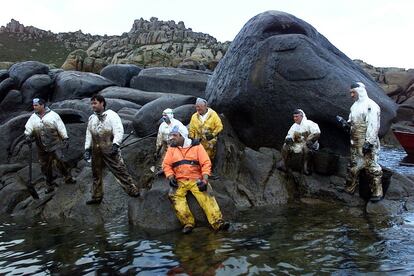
[205,132,215,141]
[62,138,69,150]
[25,135,33,144]
[362,142,373,155]
[169,176,178,188]
[336,115,350,133]
[196,179,208,192]
[84,148,91,161]
[285,137,294,145]
[111,143,120,156]
[306,140,314,149]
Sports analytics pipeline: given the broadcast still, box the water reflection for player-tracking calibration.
[1,202,414,274]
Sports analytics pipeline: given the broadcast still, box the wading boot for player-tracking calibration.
[182,225,194,234]
[217,220,230,232]
[86,198,102,205]
[370,177,383,203]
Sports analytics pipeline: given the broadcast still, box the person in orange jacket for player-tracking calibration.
[162,124,230,234]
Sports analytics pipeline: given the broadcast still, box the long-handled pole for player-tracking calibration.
[120,132,157,149]
[27,141,39,199]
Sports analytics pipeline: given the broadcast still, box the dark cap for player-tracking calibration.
[32,98,45,105]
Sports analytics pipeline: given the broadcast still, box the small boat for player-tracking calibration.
[392,129,414,166]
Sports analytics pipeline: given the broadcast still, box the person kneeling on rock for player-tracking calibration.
[83,94,140,205]
[162,125,229,234]
[24,98,76,194]
[280,109,321,175]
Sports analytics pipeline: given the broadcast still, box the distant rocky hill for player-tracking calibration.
[0,19,106,67]
[0,18,229,72]
[62,17,230,73]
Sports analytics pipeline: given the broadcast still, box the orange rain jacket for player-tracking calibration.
[163,143,211,180]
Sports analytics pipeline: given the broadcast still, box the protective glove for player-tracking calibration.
[84,148,91,161]
[205,132,214,141]
[62,138,69,150]
[169,176,179,188]
[362,142,373,155]
[285,137,294,145]
[336,115,350,133]
[196,179,208,192]
[25,135,33,144]
[306,140,314,149]
[111,143,120,156]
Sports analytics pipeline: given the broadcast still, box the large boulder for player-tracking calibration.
[0,69,8,82]
[99,86,173,106]
[0,113,31,164]
[0,77,16,103]
[100,64,142,87]
[20,74,53,105]
[53,71,115,101]
[205,11,397,154]
[132,95,196,136]
[130,67,211,98]
[8,61,49,88]
[50,98,141,117]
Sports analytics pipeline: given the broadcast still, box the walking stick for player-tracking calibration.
[27,141,39,199]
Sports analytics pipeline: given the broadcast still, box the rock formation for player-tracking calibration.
[205,11,397,154]
[71,17,229,71]
[0,12,412,231]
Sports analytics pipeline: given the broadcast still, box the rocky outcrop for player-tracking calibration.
[0,19,103,50]
[74,17,229,71]
[130,67,210,97]
[0,12,412,232]
[205,11,397,154]
[100,64,142,87]
[61,49,108,74]
[354,60,414,133]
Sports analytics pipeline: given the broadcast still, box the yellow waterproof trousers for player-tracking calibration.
[169,179,224,230]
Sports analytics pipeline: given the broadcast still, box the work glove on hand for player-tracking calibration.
[336,115,350,133]
[111,143,120,156]
[306,140,314,149]
[205,132,214,141]
[169,176,178,188]
[25,135,33,144]
[196,179,208,192]
[84,148,91,161]
[62,138,69,150]
[362,142,373,155]
[285,137,294,145]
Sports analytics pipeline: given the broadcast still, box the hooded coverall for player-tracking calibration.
[85,109,139,200]
[155,111,187,171]
[188,108,223,160]
[24,109,73,187]
[345,83,383,198]
[282,110,321,172]
[162,140,225,230]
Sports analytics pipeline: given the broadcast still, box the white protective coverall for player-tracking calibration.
[282,109,321,173]
[24,108,73,187]
[85,109,139,200]
[345,82,383,199]
[155,108,188,170]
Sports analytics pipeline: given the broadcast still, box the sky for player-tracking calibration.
[1,0,413,69]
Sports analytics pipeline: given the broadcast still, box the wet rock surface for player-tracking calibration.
[0,12,412,231]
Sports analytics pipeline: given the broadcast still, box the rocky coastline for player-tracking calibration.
[0,11,413,231]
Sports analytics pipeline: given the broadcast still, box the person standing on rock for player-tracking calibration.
[342,82,383,202]
[83,94,140,205]
[24,98,76,194]
[280,109,321,175]
[188,98,223,162]
[163,124,229,234]
[154,108,187,175]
